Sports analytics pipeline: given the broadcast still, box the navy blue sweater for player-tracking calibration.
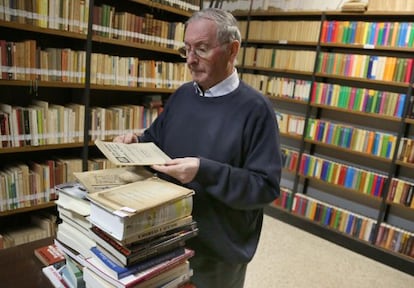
[139,81,282,263]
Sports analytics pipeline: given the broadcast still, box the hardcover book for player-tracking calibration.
[34,244,66,269]
[87,177,194,241]
[89,219,198,266]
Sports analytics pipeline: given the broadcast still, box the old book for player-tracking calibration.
[34,244,66,269]
[89,219,198,266]
[87,177,194,241]
[94,139,171,166]
[73,166,153,193]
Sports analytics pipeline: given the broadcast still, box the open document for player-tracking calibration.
[95,140,171,166]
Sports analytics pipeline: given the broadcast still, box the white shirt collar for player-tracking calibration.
[194,69,239,97]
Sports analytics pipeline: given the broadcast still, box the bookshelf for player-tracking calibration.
[235,10,414,275]
[0,0,200,248]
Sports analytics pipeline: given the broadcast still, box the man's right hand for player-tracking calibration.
[113,133,138,144]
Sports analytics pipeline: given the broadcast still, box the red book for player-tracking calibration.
[337,165,347,186]
[404,58,413,83]
[34,244,66,268]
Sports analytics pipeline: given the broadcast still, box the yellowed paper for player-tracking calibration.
[95,140,171,166]
[73,167,154,193]
[87,177,194,215]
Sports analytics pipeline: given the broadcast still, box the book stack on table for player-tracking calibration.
[43,141,198,288]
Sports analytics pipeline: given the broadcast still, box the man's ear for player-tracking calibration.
[229,40,240,61]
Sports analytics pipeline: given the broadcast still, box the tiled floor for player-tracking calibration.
[244,215,414,288]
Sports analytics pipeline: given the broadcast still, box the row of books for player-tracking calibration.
[92,5,185,49]
[1,211,57,249]
[240,20,321,42]
[311,82,407,118]
[0,157,115,212]
[241,73,311,102]
[299,153,388,198]
[291,193,377,243]
[239,47,316,72]
[89,104,161,141]
[316,52,414,84]
[281,147,299,173]
[0,0,90,33]
[387,178,414,208]
[273,187,294,210]
[242,72,414,120]
[275,111,305,137]
[375,223,414,258]
[0,41,192,87]
[397,137,414,164]
[273,190,414,258]
[321,21,414,48]
[305,118,397,159]
[0,99,161,148]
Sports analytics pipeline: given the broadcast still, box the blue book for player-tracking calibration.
[398,22,408,47]
[321,161,329,181]
[90,246,186,279]
[323,207,332,226]
[372,133,381,156]
[345,214,355,235]
[395,94,406,117]
[344,167,355,189]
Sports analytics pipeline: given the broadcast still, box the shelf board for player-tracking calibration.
[0,20,87,40]
[310,103,403,122]
[0,143,85,154]
[0,202,56,216]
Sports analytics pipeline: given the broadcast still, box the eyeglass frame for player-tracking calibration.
[178,42,229,59]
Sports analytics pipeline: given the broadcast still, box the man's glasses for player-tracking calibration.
[178,43,225,59]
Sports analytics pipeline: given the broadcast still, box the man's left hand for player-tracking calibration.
[151,157,200,184]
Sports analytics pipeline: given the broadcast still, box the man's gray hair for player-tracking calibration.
[186,8,242,45]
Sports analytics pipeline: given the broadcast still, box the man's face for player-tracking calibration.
[183,18,232,91]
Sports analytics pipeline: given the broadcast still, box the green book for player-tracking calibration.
[364,173,375,195]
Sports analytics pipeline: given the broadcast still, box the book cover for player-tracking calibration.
[94,139,171,166]
[34,244,66,269]
[87,177,194,241]
[89,244,186,279]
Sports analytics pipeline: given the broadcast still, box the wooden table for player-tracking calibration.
[0,237,54,288]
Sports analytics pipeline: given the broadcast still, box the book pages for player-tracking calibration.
[95,140,171,166]
[73,166,154,193]
[87,177,194,215]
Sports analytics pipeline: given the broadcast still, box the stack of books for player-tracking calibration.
[84,176,197,288]
[42,140,198,288]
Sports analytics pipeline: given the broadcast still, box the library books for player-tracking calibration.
[87,177,194,241]
[83,248,194,288]
[89,219,198,266]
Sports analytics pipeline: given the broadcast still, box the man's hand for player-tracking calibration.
[151,157,200,184]
[113,133,138,143]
